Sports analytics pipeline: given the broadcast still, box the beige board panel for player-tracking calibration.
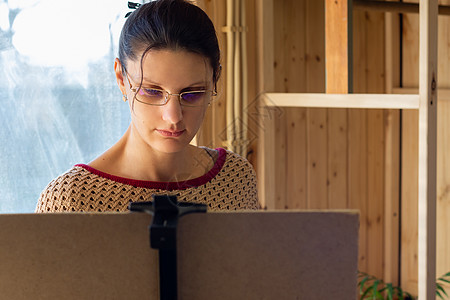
[0,211,359,299]
[0,213,158,299]
[177,211,359,299]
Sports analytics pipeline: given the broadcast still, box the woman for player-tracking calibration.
[36,0,259,212]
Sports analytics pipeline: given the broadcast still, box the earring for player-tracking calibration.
[122,94,128,102]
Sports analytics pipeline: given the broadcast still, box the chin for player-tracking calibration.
[152,139,190,154]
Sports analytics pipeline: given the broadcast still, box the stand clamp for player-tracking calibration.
[129,195,207,300]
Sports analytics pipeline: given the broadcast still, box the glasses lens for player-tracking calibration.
[180,91,206,106]
[136,88,165,105]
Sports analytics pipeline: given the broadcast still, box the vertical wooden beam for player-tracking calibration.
[325,0,350,210]
[307,108,328,209]
[400,10,419,294]
[383,108,400,285]
[418,0,438,298]
[325,0,352,93]
[304,0,325,210]
[195,0,227,150]
[367,109,385,278]
[352,8,368,273]
[256,0,275,209]
[285,0,308,210]
[384,3,400,286]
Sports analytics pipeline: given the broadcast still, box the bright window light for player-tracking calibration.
[0,0,132,212]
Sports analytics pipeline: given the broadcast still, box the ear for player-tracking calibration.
[114,58,126,95]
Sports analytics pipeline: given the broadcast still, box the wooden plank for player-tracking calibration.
[284,0,307,93]
[243,0,259,166]
[255,0,275,209]
[328,108,348,209]
[274,109,287,209]
[348,109,368,271]
[325,0,350,93]
[385,5,400,94]
[271,0,285,209]
[263,93,420,109]
[285,0,309,210]
[304,0,326,211]
[307,108,328,209]
[393,87,450,99]
[436,0,450,289]
[353,0,450,16]
[366,8,387,280]
[399,8,419,292]
[402,12,420,90]
[437,97,450,288]
[399,8,419,291]
[325,0,349,209]
[195,0,228,149]
[306,0,325,93]
[286,108,308,209]
[351,8,368,273]
[401,110,419,296]
[383,109,400,285]
[383,1,401,285]
[271,0,289,209]
[418,0,438,297]
[367,109,385,279]
[273,0,287,93]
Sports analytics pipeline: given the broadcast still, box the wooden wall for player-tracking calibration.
[401,0,450,295]
[198,0,450,295]
[260,0,395,283]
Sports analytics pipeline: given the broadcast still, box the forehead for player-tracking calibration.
[126,49,213,87]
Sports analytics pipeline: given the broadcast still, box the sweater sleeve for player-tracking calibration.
[36,178,69,212]
[243,158,260,210]
[35,168,83,213]
[222,150,260,210]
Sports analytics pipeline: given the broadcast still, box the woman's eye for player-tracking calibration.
[141,88,163,97]
[182,91,205,102]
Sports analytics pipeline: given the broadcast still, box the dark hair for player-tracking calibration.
[118,0,221,84]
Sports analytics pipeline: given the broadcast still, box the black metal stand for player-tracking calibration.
[129,195,207,300]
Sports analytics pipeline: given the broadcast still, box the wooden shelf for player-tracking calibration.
[263,93,420,109]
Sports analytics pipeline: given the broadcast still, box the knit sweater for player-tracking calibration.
[36,148,260,212]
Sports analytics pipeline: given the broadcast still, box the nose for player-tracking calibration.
[161,94,183,124]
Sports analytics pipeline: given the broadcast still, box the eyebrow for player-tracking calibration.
[141,79,209,89]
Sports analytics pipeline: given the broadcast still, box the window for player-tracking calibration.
[0,0,131,212]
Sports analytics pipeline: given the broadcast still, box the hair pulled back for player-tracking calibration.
[118,0,221,84]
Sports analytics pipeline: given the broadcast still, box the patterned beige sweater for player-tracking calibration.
[36,148,259,212]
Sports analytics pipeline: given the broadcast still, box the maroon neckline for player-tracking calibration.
[75,148,227,190]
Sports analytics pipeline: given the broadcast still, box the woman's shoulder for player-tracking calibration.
[205,148,260,210]
[35,165,98,212]
[220,148,256,175]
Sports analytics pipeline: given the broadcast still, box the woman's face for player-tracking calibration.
[117,49,214,154]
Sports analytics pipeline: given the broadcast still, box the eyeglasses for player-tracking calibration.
[125,73,217,107]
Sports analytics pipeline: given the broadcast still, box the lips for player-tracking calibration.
[156,129,186,137]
